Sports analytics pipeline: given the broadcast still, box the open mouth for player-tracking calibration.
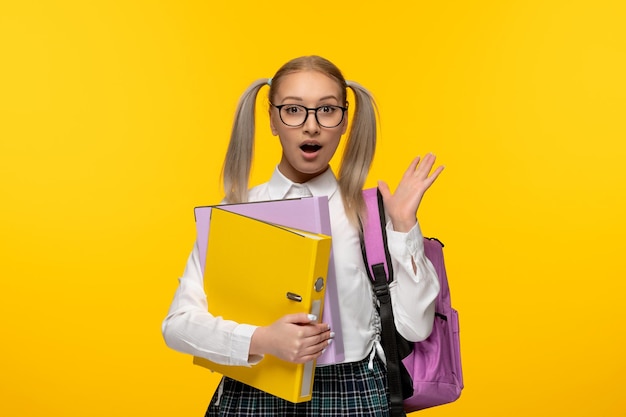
[300,144,322,153]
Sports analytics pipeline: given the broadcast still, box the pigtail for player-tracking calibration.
[339,80,379,227]
[221,56,377,227]
[221,78,270,203]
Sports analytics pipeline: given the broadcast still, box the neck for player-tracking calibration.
[277,162,329,184]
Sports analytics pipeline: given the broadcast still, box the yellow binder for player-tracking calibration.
[193,207,331,403]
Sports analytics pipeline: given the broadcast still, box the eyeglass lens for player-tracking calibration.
[279,105,344,128]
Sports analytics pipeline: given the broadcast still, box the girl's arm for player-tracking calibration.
[162,243,332,365]
[377,153,445,342]
[386,222,440,342]
[161,243,261,366]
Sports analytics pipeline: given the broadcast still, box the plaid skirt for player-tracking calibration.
[205,355,391,417]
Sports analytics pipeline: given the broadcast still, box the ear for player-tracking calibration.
[340,114,348,135]
[269,110,279,136]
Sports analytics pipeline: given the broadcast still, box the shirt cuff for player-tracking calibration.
[232,324,263,366]
[385,221,424,259]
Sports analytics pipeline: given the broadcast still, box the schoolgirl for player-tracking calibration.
[162,55,443,416]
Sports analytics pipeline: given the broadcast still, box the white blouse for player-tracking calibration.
[162,167,440,367]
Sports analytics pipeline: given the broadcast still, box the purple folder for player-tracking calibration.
[194,196,344,365]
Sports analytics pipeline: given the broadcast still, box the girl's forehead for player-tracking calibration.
[274,71,343,101]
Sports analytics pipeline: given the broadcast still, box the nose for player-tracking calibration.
[303,109,320,134]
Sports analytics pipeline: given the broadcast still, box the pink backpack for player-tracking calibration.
[361,188,463,415]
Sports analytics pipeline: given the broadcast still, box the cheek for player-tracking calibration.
[328,140,341,155]
[324,135,342,155]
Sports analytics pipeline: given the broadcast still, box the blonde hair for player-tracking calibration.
[222,55,378,226]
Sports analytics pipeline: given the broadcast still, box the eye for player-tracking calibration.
[284,105,304,114]
[319,105,336,114]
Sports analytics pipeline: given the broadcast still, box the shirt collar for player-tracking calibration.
[268,166,338,200]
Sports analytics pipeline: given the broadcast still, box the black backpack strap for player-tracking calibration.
[361,188,406,417]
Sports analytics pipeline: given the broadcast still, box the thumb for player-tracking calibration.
[377,180,391,202]
[284,313,318,325]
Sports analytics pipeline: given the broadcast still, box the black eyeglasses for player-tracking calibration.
[271,103,348,128]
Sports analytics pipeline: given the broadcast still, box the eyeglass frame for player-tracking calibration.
[270,102,348,128]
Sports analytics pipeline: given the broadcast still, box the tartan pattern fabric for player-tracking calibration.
[205,355,392,417]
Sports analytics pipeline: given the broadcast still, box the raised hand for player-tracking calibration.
[377,153,444,232]
[250,313,333,364]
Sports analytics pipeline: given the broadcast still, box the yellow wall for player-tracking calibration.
[1,1,625,416]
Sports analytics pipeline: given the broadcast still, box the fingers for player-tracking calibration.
[415,153,434,175]
[375,153,444,232]
[268,313,334,363]
[425,164,445,186]
[403,156,421,178]
[294,328,333,361]
[283,327,334,364]
[412,153,437,177]
[283,312,319,325]
[300,329,335,362]
[407,153,445,192]
[377,180,391,201]
[401,153,443,182]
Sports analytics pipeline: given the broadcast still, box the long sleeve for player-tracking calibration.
[163,167,441,366]
[161,242,262,366]
[385,221,440,342]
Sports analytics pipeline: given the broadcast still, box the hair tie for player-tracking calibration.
[267,78,272,86]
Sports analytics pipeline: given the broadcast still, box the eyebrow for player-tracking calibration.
[280,95,340,103]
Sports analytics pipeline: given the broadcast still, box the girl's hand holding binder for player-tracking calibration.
[378,153,444,233]
[250,313,333,364]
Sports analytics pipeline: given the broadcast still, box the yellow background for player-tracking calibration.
[1,1,625,416]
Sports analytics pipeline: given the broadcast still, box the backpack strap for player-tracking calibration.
[360,187,405,417]
[361,188,393,285]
